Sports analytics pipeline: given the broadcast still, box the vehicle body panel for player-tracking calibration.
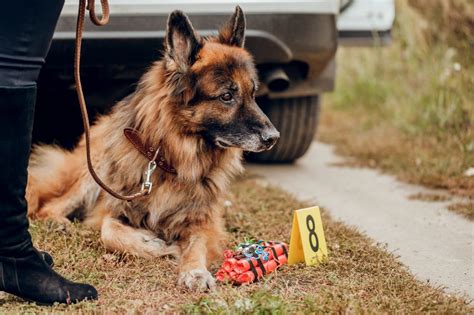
[338,0,396,45]
[61,0,340,15]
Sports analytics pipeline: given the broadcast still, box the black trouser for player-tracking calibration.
[0,0,65,253]
[0,0,65,86]
[0,2,98,304]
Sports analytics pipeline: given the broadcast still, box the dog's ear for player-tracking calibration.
[165,10,201,69]
[218,6,245,47]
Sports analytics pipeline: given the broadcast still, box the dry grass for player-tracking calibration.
[318,0,474,220]
[448,202,474,221]
[0,177,471,313]
[405,194,474,220]
[407,0,474,58]
[408,192,452,202]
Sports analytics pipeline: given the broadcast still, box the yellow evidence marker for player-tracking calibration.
[288,206,328,266]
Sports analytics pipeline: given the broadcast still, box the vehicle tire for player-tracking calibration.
[247,95,320,163]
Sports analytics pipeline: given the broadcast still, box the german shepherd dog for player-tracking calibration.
[26,7,279,290]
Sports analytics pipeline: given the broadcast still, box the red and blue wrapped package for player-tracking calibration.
[215,240,289,284]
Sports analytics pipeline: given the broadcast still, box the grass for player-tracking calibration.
[408,192,452,202]
[448,202,474,221]
[318,0,474,219]
[1,176,472,313]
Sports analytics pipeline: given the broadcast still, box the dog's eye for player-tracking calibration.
[219,92,234,103]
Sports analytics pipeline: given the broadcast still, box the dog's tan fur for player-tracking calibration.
[26,7,278,290]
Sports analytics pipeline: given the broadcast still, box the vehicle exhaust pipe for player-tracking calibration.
[262,67,290,92]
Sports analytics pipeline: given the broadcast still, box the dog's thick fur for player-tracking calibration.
[26,7,278,290]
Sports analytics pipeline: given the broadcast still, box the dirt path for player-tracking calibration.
[247,141,474,299]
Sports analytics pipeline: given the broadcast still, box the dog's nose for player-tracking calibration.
[261,128,280,149]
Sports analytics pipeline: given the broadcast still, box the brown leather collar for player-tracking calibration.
[123,128,177,174]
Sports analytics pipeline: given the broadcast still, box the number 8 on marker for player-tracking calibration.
[306,215,319,252]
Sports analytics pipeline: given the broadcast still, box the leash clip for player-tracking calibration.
[141,160,157,195]
[141,147,161,195]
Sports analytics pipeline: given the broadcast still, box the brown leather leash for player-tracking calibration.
[75,0,162,201]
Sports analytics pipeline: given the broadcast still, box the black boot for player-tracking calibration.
[0,86,98,305]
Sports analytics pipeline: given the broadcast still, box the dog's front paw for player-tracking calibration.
[178,269,216,291]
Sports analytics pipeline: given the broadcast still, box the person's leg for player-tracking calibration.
[0,0,97,305]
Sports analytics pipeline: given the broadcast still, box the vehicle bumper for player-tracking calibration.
[44,12,338,99]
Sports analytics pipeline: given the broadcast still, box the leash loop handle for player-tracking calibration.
[87,0,110,26]
[75,0,150,201]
